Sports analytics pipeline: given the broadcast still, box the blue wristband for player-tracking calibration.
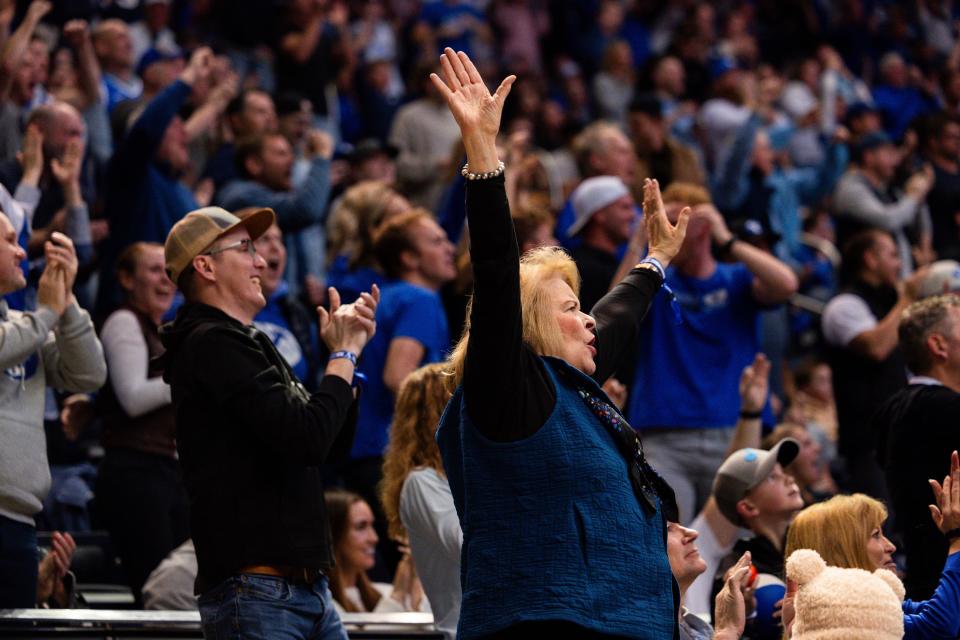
[639,256,665,279]
[351,371,367,389]
[329,350,358,366]
[639,257,684,326]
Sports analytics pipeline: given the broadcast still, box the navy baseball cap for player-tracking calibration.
[137,46,184,77]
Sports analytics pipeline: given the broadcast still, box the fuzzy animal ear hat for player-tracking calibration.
[786,549,905,640]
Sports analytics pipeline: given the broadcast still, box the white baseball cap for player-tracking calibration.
[919,260,960,299]
[568,176,631,236]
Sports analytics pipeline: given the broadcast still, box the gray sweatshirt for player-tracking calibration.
[833,170,932,279]
[0,300,106,525]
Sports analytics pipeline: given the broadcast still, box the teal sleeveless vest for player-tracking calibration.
[436,356,677,639]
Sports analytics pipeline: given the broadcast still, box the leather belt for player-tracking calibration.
[239,565,323,585]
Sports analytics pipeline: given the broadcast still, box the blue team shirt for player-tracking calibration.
[627,262,761,429]
[253,282,312,384]
[326,254,387,304]
[352,281,449,458]
[419,2,485,55]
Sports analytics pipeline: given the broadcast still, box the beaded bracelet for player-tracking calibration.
[638,256,666,280]
[461,160,506,180]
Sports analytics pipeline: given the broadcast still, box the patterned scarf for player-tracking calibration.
[574,382,678,520]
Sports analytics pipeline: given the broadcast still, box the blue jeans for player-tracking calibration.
[197,573,347,640]
[0,515,38,607]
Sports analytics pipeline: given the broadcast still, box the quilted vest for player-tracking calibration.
[437,356,676,639]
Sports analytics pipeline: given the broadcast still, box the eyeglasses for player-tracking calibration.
[203,238,257,258]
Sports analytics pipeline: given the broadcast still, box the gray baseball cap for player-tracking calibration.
[713,438,800,526]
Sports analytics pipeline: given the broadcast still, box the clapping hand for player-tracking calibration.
[51,138,85,191]
[929,450,960,539]
[714,551,754,640]
[18,124,43,184]
[45,232,78,289]
[36,531,76,606]
[319,285,380,355]
[37,232,78,316]
[739,353,770,414]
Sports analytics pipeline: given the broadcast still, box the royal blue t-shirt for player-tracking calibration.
[352,281,450,458]
[627,262,761,429]
[419,2,485,55]
[326,254,387,304]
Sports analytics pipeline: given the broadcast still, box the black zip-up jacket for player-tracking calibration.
[159,302,356,593]
[876,383,960,599]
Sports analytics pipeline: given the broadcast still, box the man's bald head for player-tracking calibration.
[26,102,84,161]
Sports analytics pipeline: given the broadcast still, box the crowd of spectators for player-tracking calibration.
[3,0,960,638]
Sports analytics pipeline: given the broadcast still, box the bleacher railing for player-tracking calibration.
[0,609,440,638]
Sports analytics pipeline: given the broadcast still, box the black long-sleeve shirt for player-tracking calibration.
[462,176,662,442]
[876,383,960,600]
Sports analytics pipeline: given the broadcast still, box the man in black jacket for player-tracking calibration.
[876,294,960,600]
[821,229,925,498]
[160,206,378,639]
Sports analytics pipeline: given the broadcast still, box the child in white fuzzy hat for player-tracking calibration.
[786,548,905,639]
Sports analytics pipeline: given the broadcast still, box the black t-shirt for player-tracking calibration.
[570,244,619,313]
[876,383,960,599]
[272,18,341,116]
[928,164,960,260]
[827,280,907,456]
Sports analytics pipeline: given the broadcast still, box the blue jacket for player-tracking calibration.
[712,114,847,265]
[437,356,676,640]
[903,551,960,639]
[873,84,939,140]
[96,80,197,315]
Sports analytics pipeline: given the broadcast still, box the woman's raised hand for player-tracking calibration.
[430,48,515,145]
[642,178,689,266]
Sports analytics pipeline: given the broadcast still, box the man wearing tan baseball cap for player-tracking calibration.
[158,205,380,639]
[163,206,275,290]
